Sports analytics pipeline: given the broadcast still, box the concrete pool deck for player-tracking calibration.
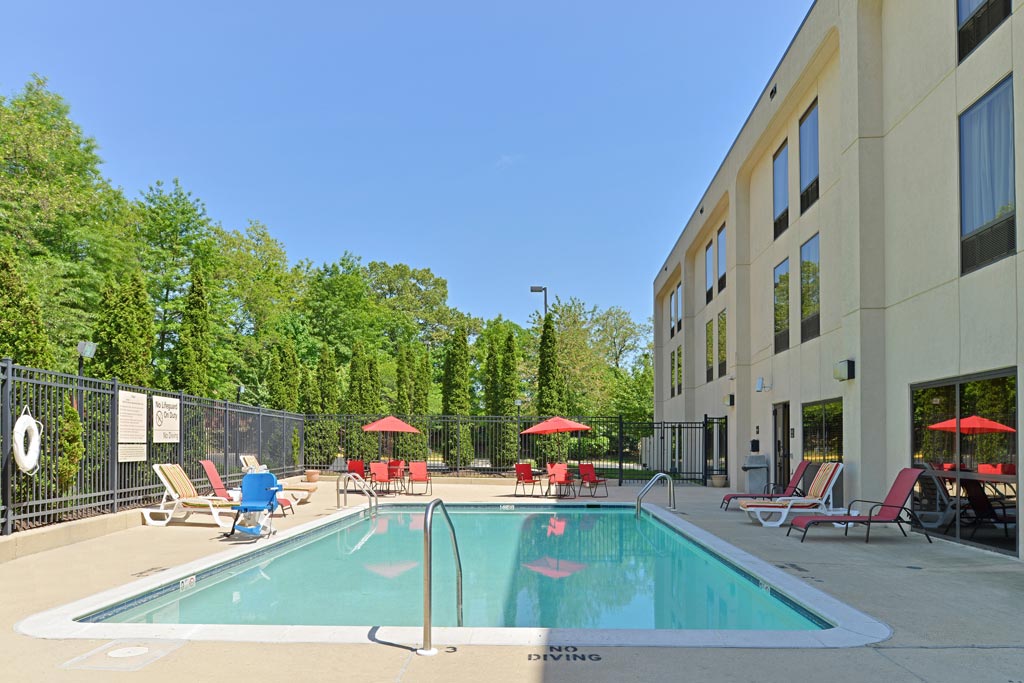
[2,476,1023,682]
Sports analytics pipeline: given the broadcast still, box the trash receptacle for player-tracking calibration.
[741,454,769,494]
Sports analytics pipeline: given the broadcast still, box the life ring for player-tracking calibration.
[13,407,41,475]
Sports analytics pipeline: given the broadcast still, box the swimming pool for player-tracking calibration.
[18,503,891,647]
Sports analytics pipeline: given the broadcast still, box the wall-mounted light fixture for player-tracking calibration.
[834,359,855,382]
[723,393,735,407]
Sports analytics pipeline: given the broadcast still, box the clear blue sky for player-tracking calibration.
[2,1,812,327]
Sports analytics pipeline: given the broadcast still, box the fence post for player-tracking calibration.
[224,400,230,471]
[456,414,461,476]
[1,358,13,535]
[617,415,624,486]
[110,378,119,513]
[178,391,186,467]
[702,414,709,486]
[257,405,263,465]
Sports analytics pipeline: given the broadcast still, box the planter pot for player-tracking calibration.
[710,474,728,488]
[304,469,321,483]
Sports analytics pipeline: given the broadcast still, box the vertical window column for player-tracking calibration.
[799,101,819,212]
[717,309,727,378]
[717,226,727,292]
[773,141,789,238]
[705,320,714,383]
[705,243,714,304]
[800,234,820,342]
[774,259,790,354]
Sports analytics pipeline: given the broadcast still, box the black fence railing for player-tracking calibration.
[0,358,727,536]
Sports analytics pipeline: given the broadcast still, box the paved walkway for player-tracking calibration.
[1,476,1022,682]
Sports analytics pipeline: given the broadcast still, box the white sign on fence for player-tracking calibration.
[117,390,148,444]
[118,443,147,463]
[152,396,180,444]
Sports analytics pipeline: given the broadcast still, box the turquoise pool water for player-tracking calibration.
[90,505,825,631]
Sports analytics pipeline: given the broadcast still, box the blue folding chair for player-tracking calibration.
[227,472,284,538]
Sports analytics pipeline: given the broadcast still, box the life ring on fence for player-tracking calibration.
[13,407,42,475]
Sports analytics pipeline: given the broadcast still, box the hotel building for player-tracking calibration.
[654,0,1020,555]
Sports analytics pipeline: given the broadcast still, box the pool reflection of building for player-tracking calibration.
[655,1,1019,556]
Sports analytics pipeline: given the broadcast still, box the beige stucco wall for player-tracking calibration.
[654,0,1023,555]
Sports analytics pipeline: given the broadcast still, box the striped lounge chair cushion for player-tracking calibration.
[738,499,824,511]
[156,463,199,499]
[180,497,238,509]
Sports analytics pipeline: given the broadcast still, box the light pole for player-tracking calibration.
[76,341,96,420]
[530,285,547,318]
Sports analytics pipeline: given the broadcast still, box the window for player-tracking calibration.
[669,290,676,338]
[774,259,790,354]
[802,398,844,506]
[670,349,676,397]
[705,320,714,382]
[799,101,819,212]
[910,371,1016,554]
[960,76,1015,274]
[717,309,727,378]
[800,234,820,342]
[705,242,714,304]
[958,0,1011,63]
[676,344,683,396]
[717,226,727,292]
[773,141,789,238]
[675,283,682,332]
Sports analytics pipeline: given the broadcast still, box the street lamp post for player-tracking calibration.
[76,341,97,420]
[530,285,548,317]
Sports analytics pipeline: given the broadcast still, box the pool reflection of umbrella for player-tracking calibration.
[363,560,419,579]
[522,557,587,579]
[927,415,1016,434]
[547,515,566,537]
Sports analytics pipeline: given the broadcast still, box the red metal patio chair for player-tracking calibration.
[515,463,540,497]
[408,461,432,495]
[369,462,395,495]
[578,463,608,498]
[787,468,932,543]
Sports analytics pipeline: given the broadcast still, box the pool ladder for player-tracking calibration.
[336,473,379,516]
[418,499,464,656]
[636,473,677,518]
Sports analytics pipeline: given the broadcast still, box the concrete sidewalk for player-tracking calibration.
[1,476,1022,682]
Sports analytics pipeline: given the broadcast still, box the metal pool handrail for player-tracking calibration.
[636,472,676,518]
[417,498,464,657]
[337,473,378,516]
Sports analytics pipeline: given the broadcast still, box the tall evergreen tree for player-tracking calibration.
[315,344,340,414]
[395,344,413,415]
[169,267,210,396]
[56,396,85,496]
[92,269,155,385]
[266,338,299,412]
[497,329,520,466]
[483,334,501,416]
[298,365,318,414]
[536,313,562,416]
[441,328,472,465]
[413,344,431,414]
[0,246,55,368]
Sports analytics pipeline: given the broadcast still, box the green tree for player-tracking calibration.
[536,313,562,416]
[441,328,472,466]
[612,352,655,423]
[497,329,521,466]
[315,344,340,414]
[266,338,299,411]
[56,395,85,496]
[298,365,318,414]
[92,269,155,385]
[0,246,55,367]
[413,344,432,414]
[483,333,501,416]
[169,267,211,396]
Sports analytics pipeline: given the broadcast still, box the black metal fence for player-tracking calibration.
[0,358,726,536]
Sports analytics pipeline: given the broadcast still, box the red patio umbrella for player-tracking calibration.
[520,416,591,435]
[522,557,587,579]
[362,416,421,434]
[927,415,1016,435]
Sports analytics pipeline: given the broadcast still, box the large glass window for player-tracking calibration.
[717,226,727,292]
[669,349,676,397]
[717,309,727,378]
[669,290,675,338]
[911,371,1017,555]
[800,234,820,342]
[676,344,683,396]
[773,142,789,238]
[802,398,844,506]
[705,242,714,304]
[960,76,1015,274]
[705,320,713,383]
[675,283,682,332]
[799,101,819,212]
[773,259,789,354]
[958,0,1011,62]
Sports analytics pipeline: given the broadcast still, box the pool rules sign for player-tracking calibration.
[117,390,148,462]
[152,396,180,444]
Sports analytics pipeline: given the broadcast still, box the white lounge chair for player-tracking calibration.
[739,461,844,527]
[239,455,318,503]
[141,463,237,528]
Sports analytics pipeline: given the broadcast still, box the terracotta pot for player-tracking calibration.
[304,469,321,483]
[710,474,728,488]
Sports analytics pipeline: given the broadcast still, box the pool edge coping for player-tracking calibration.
[16,502,892,648]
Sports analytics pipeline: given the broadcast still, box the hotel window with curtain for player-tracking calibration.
[774,259,790,354]
[717,226,726,292]
[960,76,1015,274]
[705,320,714,383]
[717,309,727,378]
[773,141,789,238]
[705,242,714,304]
[669,290,676,338]
[958,0,1011,63]
[800,234,820,342]
[799,100,819,213]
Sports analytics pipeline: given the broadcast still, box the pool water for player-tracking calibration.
[94,505,824,631]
